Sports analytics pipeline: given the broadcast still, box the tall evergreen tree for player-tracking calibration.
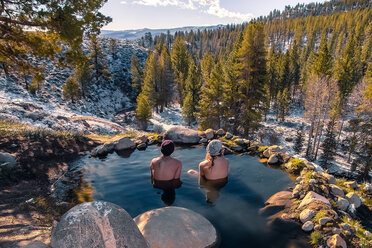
[131,54,144,97]
[0,0,111,79]
[88,35,110,82]
[63,77,81,103]
[197,62,224,130]
[320,119,337,167]
[276,88,291,121]
[312,33,333,77]
[200,51,215,83]
[182,60,202,125]
[235,22,267,135]
[171,36,191,105]
[294,124,305,154]
[109,38,118,60]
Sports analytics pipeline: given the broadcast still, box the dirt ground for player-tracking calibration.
[0,180,54,247]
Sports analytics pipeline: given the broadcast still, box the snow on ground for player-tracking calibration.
[259,107,370,178]
[148,104,186,132]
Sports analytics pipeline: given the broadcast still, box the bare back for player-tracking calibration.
[151,156,182,181]
[199,156,229,180]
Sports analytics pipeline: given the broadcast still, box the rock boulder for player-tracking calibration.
[0,152,16,167]
[204,129,214,140]
[300,209,316,223]
[326,234,347,248]
[345,192,361,208]
[134,207,217,248]
[298,191,331,209]
[164,127,200,144]
[51,201,148,248]
[115,137,136,151]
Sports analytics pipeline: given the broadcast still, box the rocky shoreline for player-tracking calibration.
[1,125,371,247]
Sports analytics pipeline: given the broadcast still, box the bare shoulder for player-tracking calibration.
[151,156,161,165]
[172,157,182,167]
[199,160,209,168]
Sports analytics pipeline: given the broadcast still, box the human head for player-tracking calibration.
[161,140,175,156]
[206,140,223,157]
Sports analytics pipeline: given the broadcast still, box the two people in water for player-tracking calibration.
[150,139,229,204]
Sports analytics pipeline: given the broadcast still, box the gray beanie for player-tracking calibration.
[206,140,223,156]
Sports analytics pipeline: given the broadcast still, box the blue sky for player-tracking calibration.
[100,0,325,30]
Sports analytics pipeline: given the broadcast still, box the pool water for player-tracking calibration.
[72,145,308,248]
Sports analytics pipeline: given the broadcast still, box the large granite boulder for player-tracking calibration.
[298,191,331,209]
[329,184,344,198]
[326,234,347,248]
[262,145,286,158]
[0,152,16,167]
[91,142,115,157]
[259,191,293,217]
[134,207,217,248]
[345,192,361,208]
[115,137,136,151]
[164,127,200,144]
[204,129,214,140]
[51,201,149,248]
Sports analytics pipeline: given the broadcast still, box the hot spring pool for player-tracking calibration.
[71,145,308,248]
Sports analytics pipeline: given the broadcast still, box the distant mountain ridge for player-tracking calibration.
[100,25,225,40]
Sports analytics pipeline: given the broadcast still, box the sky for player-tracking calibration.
[100,0,325,30]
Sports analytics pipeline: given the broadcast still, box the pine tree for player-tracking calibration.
[136,93,152,129]
[312,33,333,77]
[200,51,215,83]
[289,40,301,97]
[197,61,224,130]
[158,44,174,111]
[141,52,157,108]
[182,60,201,125]
[334,33,361,104]
[131,54,143,97]
[276,88,291,121]
[63,77,81,103]
[294,124,305,154]
[75,61,91,98]
[320,119,337,167]
[88,35,111,82]
[235,22,267,135]
[267,46,279,102]
[109,38,118,60]
[171,36,190,105]
[0,0,111,78]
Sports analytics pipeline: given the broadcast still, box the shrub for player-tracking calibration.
[285,158,306,174]
[63,77,81,102]
[310,231,322,245]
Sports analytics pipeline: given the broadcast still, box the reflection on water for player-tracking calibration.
[71,146,306,248]
[199,176,228,204]
[152,178,182,205]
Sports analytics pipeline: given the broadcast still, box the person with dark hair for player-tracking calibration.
[150,140,182,205]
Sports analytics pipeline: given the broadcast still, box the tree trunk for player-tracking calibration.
[314,122,324,161]
[306,120,314,157]
[337,118,344,145]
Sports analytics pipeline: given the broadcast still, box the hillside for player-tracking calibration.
[0,37,147,135]
[101,25,225,40]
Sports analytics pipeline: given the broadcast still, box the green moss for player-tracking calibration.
[313,211,328,223]
[310,231,322,245]
[219,137,238,147]
[285,158,307,175]
[257,146,269,153]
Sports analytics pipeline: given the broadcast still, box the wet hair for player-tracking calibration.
[205,150,223,167]
[161,140,175,156]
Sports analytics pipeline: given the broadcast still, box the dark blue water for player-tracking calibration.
[73,145,305,248]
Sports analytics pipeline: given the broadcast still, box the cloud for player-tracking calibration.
[121,0,253,22]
